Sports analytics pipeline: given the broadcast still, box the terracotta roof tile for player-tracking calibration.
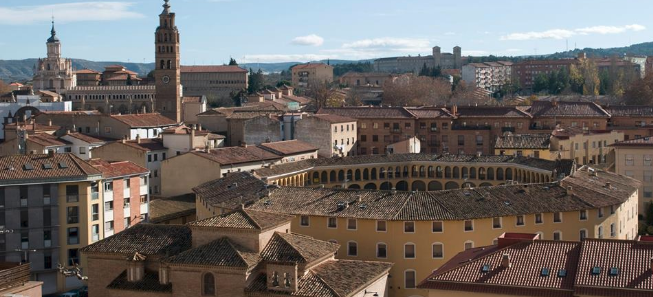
[165,237,259,269]
[27,133,69,147]
[610,137,653,147]
[148,194,196,224]
[530,101,610,118]
[189,208,293,230]
[0,154,101,184]
[190,146,281,165]
[111,113,178,127]
[260,232,339,264]
[80,224,192,256]
[292,63,332,70]
[310,114,356,123]
[118,138,167,152]
[88,159,149,179]
[317,107,416,119]
[63,132,108,144]
[604,105,653,117]
[193,172,270,209]
[258,140,318,156]
[455,106,533,118]
[495,134,551,149]
[181,96,203,103]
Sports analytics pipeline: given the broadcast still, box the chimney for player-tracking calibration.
[552,100,558,107]
[452,105,458,116]
[48,119,52,126]
[567,186,573,195]
[159,267,169,285]
[136,134,141,144]
[48,150,55,158]
[605,182,611,188]
[501,254,511,268]
[357,195,362,203]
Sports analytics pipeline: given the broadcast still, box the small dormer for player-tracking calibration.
[126,252,146,282]
[266,263,298,293]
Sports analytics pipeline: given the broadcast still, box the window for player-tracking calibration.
[432,243,444,258]
[300,216,309,226]
[598,226,604,238]
[105,182,113,192]
[66,185,79,202]
[67,206,79,224]
[373,123,378,129]
[203,273,215,296]
[327,217,337,228]
[372,135,378,142]
[610,223,615,237]
[464,220,473,231]
[625,154,634,166]
[553,212,562,223]
[405,270,416,289]
[645,155,652,166]
[458,135,465,146]
[610,205,615,214]
[105,201,113,211]
[598,207,604,218]
[645,171,653,182]
[404,243,416,258]
[124,217,131,228]
[553,231,562,241]
[516,215,524,226]
[464,241,474,250]
[79,147,86,155]
[347,218,357,230]
[92,204,99,221]
[404,221,415,233]
[580,210,587,220]
[43,230,52,247]
[68,249,79,266]
[376,220,387,232]
[21,231,29,249]
[476,135,483,146]
[92,224,99,242]
[44,252,52,269]
[580,229,587,240]
[432,221,443,232]
[20,210,28,228]
[377,243,387,258]
[361,135,367,142]
[43,185,51,204]
[105,220,114,231]
[68,227,79,245]
[347,241,358,256]
[492,217,502,229]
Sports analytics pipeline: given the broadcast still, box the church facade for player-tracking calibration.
[32,21,76,93]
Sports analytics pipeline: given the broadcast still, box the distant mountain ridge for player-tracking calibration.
[0,58,371,82]
[3,42,653,82]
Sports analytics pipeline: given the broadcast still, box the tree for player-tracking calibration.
[579,58,600,95]
[345,88,363,106]
[569,64,584,94]
[308,81,338,110]
[0,80,12,94]
[228,58,238,66]
[247,68,264,94]
[533,73,549,93]
[276,80,291,88]
[623,74,653,105]
[383,75,452,106]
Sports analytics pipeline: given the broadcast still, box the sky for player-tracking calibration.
[1,0,653,64]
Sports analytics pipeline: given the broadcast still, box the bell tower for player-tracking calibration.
[155,0,182,122]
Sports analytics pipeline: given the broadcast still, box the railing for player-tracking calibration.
[0,263,30,292]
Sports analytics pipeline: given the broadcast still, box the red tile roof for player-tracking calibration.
[181,96,203,103]
[317,107,416,119]
[311,114,356,123]
[26,133,68,147]
[75,69,101,74]
[180,65,247,73]
[88,159,149,178]
[190,146,281,166]
[63,132,108,144]
[119,138,167,152]
[258,140,318,156]
[419,235,653,297]
[111,113,178,127]
[0,153,101,183]
[530,101,610,118]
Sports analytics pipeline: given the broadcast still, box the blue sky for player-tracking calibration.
[1,0,652,64]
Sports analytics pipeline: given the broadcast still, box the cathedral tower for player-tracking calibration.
[155,0,182,122]
[32,19,76,93]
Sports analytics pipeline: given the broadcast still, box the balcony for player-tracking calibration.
[91,192,99,200]
[123,187,131,199]
[390,128,402,134]
[0,263,30,292]
[140,185,148,196]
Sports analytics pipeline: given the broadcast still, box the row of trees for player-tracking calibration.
[380,75,484,107]
[533,58,637,97]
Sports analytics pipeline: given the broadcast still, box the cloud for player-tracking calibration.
[444,32,456,36]
[342,37,430,50]
[501,24,646,40]
[241,54,332,63]
[0,2,144,25]
[291,34,324,47]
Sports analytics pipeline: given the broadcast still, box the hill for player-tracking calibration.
[546,42,653,59]
[0,59,372,82]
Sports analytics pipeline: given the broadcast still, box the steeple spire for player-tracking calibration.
[47,17,59,43]
[162,0,171,14]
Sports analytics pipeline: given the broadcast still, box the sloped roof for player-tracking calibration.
[27,133,69,147]
[88,159,149,178]
[529,101,610,118]
[111,113,178,127]
[0,153,101,183]
[188,208,294,230]
[192,172,270,209]
[80,224,192,256]
[180,65,248,73]
[258,140,318,156]
[609,136,653,147]
[260,232,339,264]
[310,114,357,123]
[317,107,415,119]
[495,134,551,149]
[149,194,196,224]
[164,237,259,269]
[190,146,281,165]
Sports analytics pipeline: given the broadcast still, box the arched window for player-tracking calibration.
[160,60,165,70]
[203,273,215,295]
[167,60,172,69]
